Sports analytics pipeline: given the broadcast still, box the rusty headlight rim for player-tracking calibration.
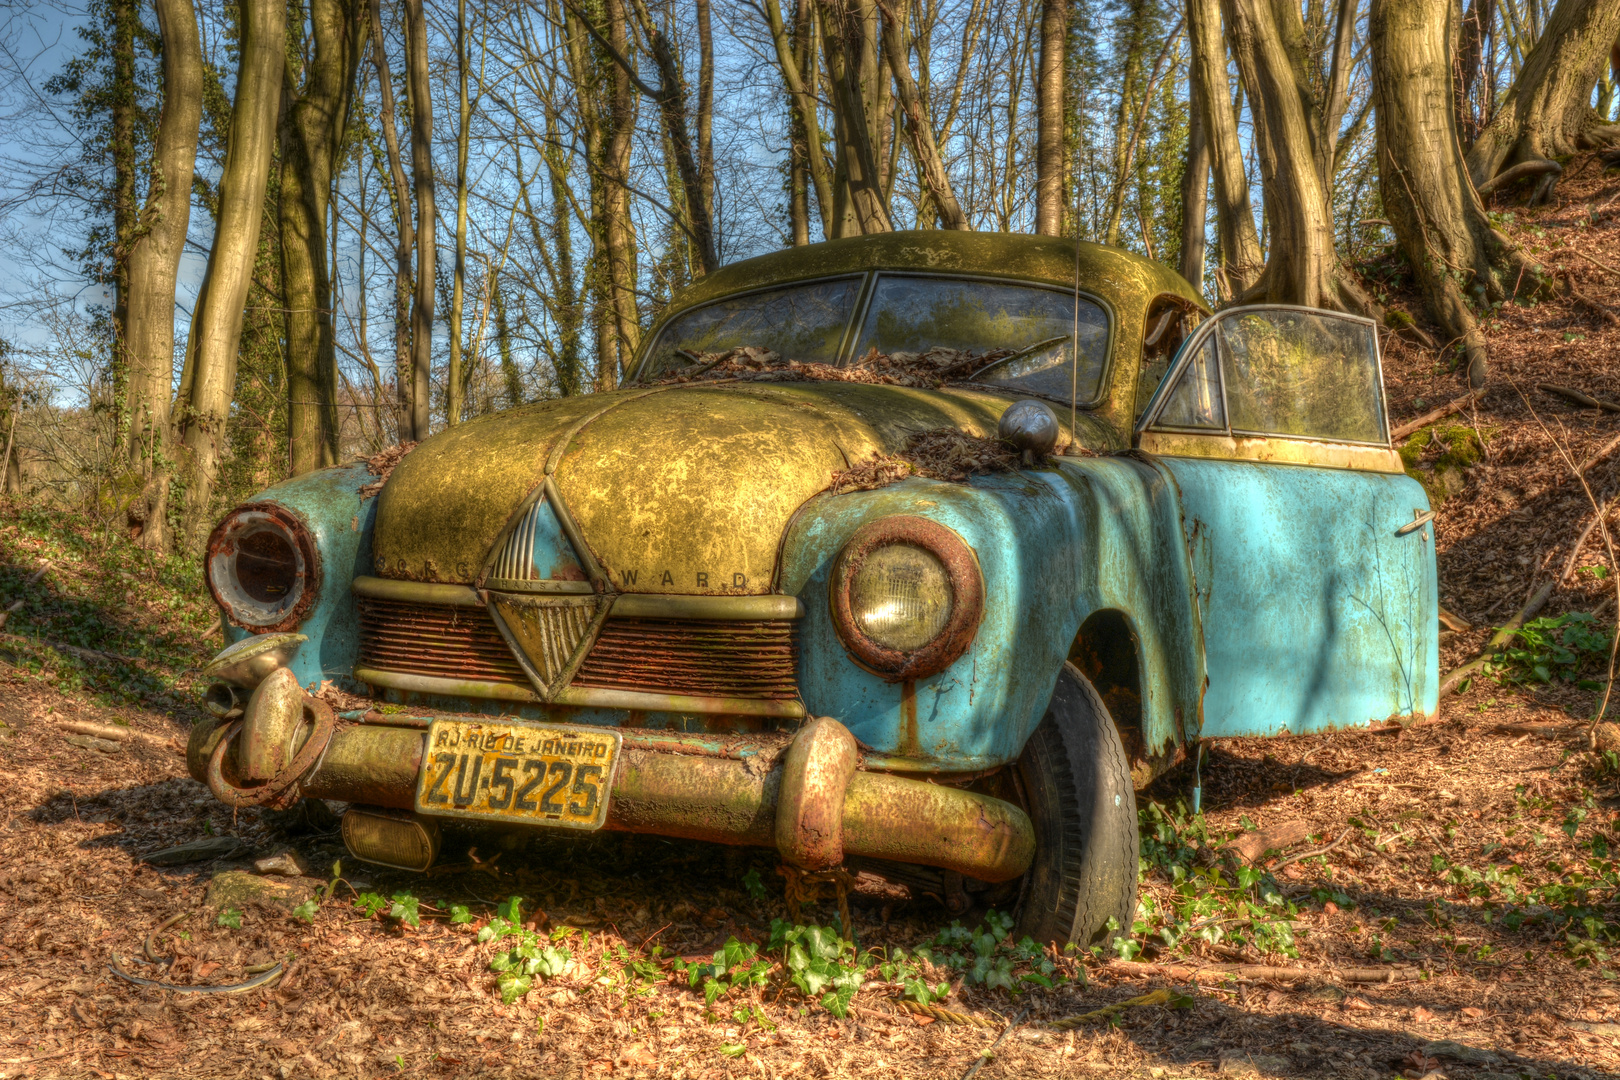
[829,515,983,682]
[206,502,321,633]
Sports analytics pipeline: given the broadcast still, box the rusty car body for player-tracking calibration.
[188,231,1437,944]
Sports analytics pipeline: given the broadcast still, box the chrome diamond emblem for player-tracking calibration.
[486,593,610,700]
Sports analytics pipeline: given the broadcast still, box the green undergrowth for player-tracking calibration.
[297,886,1084,1019]
[1126,800,1304,961]
[0,496,217,707]
[1130,794,1620,973]
[1484,610,1613,689]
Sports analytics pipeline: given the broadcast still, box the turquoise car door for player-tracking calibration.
[1136,307,1438,737]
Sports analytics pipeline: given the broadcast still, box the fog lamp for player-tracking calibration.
[341,807,440,872]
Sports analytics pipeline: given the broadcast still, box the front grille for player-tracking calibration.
[355,598,799,702]
[356,597,529,685]
[573,618,798,700]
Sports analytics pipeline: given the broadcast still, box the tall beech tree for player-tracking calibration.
[1218,0,1367,310]
[1187,0,1262,297]
[368,0,416,440]
[1034,0,1065,235]
[404,0,436,440]
[280,0,365,472]
[121,0,202,550]
[818,0,893,236]
[1371,0,1540,389]
[1465,0,1620,189]
[175,0,286,539]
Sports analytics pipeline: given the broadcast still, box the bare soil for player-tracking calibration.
[3,157,1620,1080]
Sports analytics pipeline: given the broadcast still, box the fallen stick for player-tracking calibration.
[1562,273,1620,326]
[1269,828,1353,873]
[1390,392,1482,442]
[0,633,156,669]
[0,560,52,631]
[1563,498,1614,581]
[1568,246,1620,280]
[58,720,173,747]
[1105,960,1419,985]
[1539,383,1620,413]
[1577,434,1620,476]
[1229,820,1313,865]
[1438,580,1556,695]
[1491,721,1571,738]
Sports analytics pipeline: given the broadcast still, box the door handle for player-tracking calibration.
[1396,510,1436,536]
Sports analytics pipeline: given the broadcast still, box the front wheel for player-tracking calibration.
[1013,663,1139,947]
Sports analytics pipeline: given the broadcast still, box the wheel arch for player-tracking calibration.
[1069,607,1186,789]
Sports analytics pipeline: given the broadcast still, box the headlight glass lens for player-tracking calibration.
[849,542,953,652]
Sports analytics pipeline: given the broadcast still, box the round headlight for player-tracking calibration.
[830,516,983,681]
[206,504,320,631]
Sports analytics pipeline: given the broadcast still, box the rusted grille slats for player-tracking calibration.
[573,618,797,700]
[356,599,799,702]
[356,597,529,683]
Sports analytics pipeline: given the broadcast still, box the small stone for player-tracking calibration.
[141,836,247,866]
[253,851,311,877]
[206,869,317,911]
[1422,1039,1503,1065]
[64,734,122,754]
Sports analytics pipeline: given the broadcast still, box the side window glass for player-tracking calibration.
[639,277,862,379]
[1154,333,1224,430]
[1219,309,1386,444]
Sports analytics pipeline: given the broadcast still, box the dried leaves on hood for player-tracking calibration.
[829,428,1019,494]
[654,344,1016,389]
[358,441,418,500]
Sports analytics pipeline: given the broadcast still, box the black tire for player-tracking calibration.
[1013,663,1139,947]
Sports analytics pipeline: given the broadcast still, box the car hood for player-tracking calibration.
[370,381,1116,594]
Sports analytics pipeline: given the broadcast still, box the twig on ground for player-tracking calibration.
[0,559,52,631]
[58,720,172,748]
[1268,828,1354,873]
[960,1005,1031,1080]
[1390,392,1483,442]
[1438,580,1556,695]
[1567,246,1620,279]
[1538,383,1620,412]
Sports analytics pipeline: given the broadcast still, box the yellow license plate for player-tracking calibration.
[415,719,620,830]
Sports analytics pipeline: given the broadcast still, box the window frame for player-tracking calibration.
[846,271,1119,408]
[1135,304,1392,448]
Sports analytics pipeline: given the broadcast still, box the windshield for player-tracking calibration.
[853,275,1110,401]
[639,277,861,379]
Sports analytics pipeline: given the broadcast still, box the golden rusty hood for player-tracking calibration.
[370,381,1113,595]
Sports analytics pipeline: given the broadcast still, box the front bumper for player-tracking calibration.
[187,669,1036,882]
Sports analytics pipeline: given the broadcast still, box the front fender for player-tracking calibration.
[218,461,377,694]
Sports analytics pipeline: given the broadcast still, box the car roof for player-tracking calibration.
[637,230,1206,367]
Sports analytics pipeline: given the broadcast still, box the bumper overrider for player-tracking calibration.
[187,647,1036,884]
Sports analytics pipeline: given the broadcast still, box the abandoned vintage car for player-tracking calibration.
[187,230,1437,946]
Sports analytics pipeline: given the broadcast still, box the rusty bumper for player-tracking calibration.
[187,678,1035,883]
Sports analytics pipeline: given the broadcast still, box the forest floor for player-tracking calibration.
[3,156,1620,1080]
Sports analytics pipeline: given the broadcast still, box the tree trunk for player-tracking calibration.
[1187,0,1263,296]
[110,0,138,447]
[1466,0,1620,186]
[122,0,202,550]
[819,0,893,236]
[1179,68,1210,289]
[404,0,435,439]
[282,0,363,475]
[766,0,835,238]
[1034,0,1066,235]
[878,0,968,229]
[448,0,470,425]
[1455,0,1495,144]
[623,0,719,274]
[176,0,285,542]
[369,0,415,442]
[696,0,714,234]
[1220,0,1367,310]
[1371,0,1540,388]
[601,0,639,384]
